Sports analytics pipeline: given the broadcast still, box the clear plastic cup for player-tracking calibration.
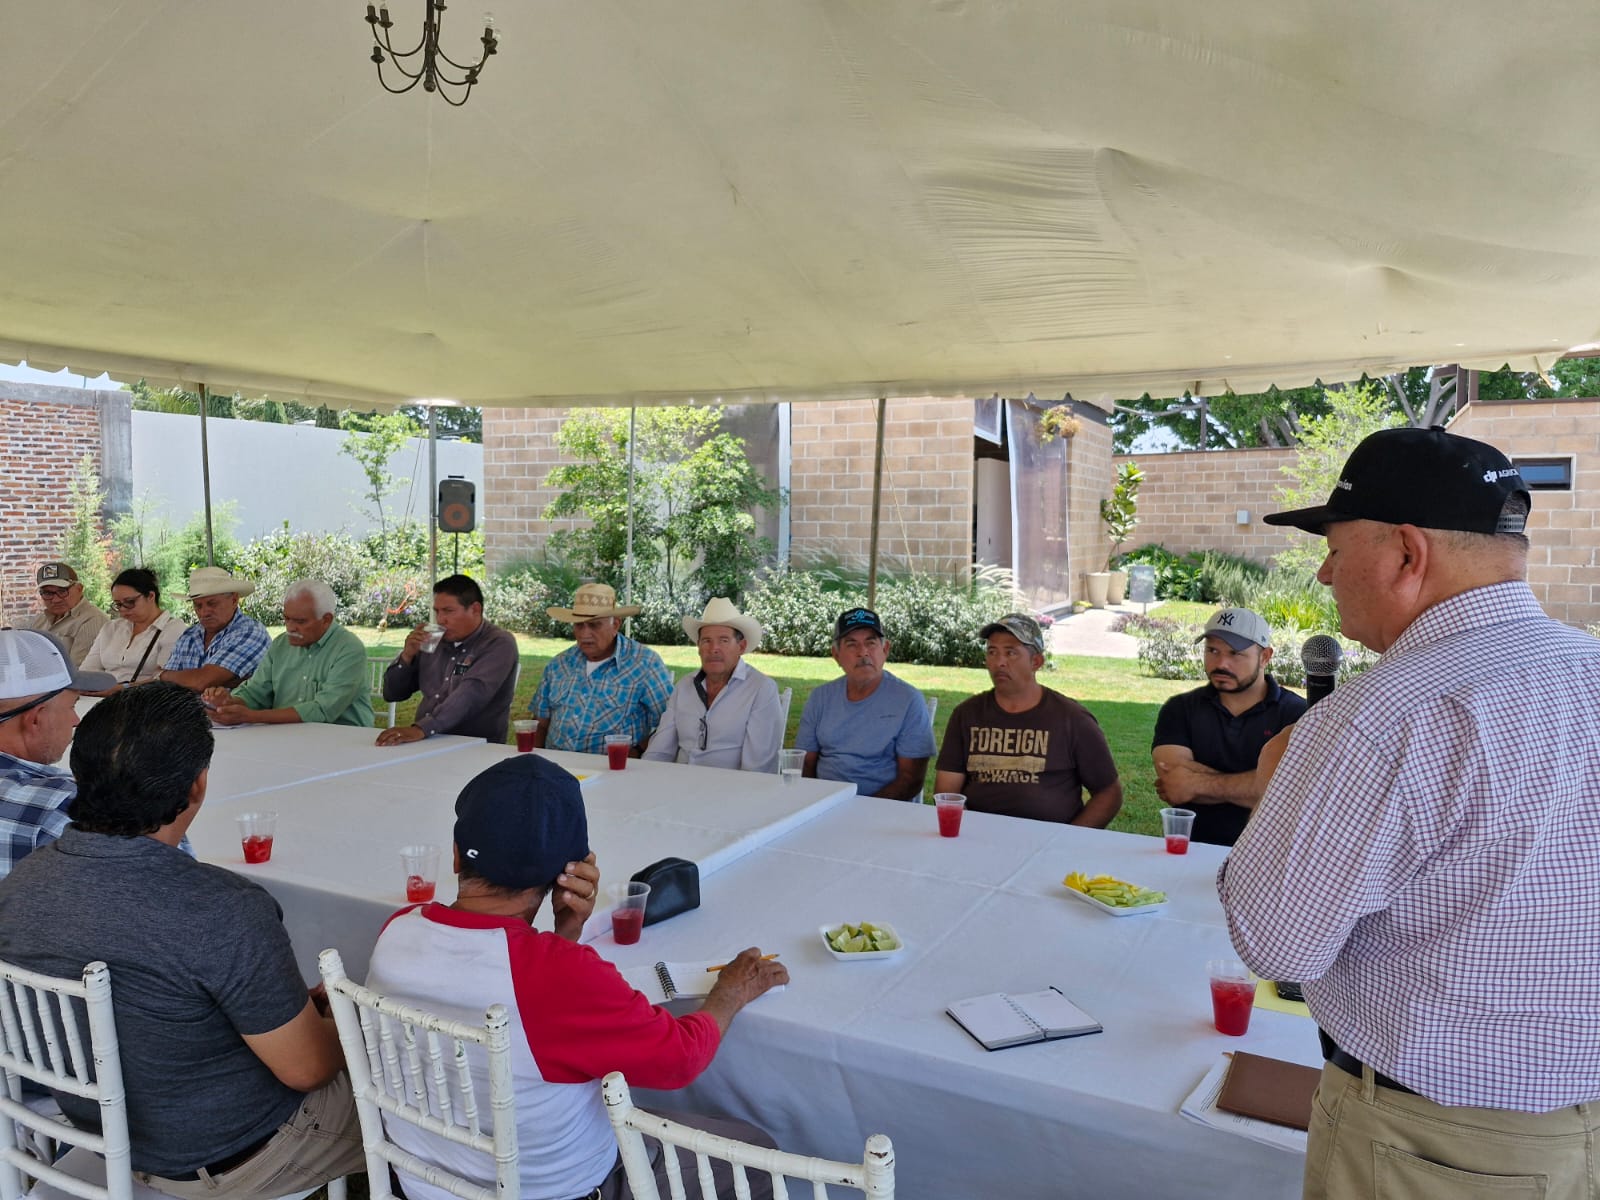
[513,719,538,753]
[400,844,441,903]
[610,881,650,944]
[1161,807,1196,855]
[237,811,278,864]
[605,734,631,771]
[420,623,446,654]
[934,792,966,838]
[779,749,805,784]
[1207,959,1255,1035]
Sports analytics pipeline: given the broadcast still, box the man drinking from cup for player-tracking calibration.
[378,574,519,746]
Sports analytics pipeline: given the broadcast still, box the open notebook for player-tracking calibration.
[947,987,1101,1050]
[621,959,724,1004]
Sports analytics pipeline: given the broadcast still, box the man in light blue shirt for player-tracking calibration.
[795,607,934,799]
[644,598,783,772]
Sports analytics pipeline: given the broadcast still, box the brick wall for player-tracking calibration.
[1067,411,1115,592]
[788,397,972,570]
[480,407,585,572]
[1113,446,1303,565]
[0,390,107,616]
[1451,399,1600,629]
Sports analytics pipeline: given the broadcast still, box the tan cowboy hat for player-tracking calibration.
[185,566,256,599]
[546,581,641,623]
[681,597,764,651]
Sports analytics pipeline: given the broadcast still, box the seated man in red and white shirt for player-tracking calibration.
[364,755,788,1200]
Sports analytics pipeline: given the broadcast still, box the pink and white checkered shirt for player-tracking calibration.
[1218,582,1600,1111]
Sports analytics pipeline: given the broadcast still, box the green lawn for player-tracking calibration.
[345,629,1192,837]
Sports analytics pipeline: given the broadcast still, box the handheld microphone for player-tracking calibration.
[1300,635,1343,706]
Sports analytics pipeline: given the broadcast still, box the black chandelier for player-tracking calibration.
[366,1,498,107]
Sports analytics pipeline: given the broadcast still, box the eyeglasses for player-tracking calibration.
[698,715,709,752]
[111,595,145,611]
[38,587,70,600]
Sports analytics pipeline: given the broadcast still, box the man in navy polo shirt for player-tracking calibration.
[1151,608,1307,846]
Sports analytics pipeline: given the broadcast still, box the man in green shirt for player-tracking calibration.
[203,580,373,727]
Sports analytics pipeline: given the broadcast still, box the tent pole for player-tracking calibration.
[427,406,438,584]
[197,383,216,567]
[624,406,636,639]
[867,397,886,609]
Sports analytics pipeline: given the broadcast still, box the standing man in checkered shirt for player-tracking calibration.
[0,629,115,881]
[1218,427,1600,1198]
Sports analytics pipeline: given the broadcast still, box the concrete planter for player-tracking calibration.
[1107,570,1129,605]
[1086,572,1111,608]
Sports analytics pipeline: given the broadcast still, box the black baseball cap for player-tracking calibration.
[833,607,885,642]
[1264,426,1530,535]
[453,756,589,891]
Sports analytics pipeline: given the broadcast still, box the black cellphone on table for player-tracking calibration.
[1275,981,1305,1003]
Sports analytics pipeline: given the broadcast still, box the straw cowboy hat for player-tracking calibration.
[546,582,641,623]
[681,597,764,651]
[185,566,256,599]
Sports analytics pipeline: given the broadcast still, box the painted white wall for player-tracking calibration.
[131,411,483,541]
[974,457,1012,568]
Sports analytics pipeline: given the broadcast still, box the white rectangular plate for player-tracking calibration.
[1062,883,1168,918]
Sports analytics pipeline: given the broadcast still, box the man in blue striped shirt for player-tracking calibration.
[158,567,271,691]
[530,583,672,756]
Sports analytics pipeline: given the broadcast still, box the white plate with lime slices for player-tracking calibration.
[820,921,904,961]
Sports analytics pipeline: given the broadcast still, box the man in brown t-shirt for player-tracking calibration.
[934,614,1122,826]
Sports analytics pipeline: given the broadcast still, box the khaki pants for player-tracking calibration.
[139,1073,366,1200]
[1305,1062,1599,1200]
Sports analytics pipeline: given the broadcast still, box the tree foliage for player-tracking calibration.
[339,412,422,539]
[1272,381,1403,573]
[544,407,782,606]
[399,404,483,443]
[55,456,114,611]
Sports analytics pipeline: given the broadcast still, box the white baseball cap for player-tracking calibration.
[0,629,116,702]
[1195,608,1272,652]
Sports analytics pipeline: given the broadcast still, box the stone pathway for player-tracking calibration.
[1045,602,1163,659]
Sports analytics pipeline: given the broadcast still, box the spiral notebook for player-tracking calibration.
[621,959,723,1005]
[947,987,1101,1050]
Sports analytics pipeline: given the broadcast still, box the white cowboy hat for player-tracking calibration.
[681,597,764,651]
[185,566,256,599]
[545,582,642,623]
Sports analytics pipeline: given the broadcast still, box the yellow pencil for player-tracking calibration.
[705,953,780,973]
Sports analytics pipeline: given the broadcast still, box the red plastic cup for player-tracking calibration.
[934,792,966,838]
[605,734,631,771]
[1207,959,1255,1035]
[237,812,277,864]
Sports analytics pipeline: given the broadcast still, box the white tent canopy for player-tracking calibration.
[3,1,1600,409]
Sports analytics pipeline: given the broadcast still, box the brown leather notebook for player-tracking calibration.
[1215,1052,1321,1130]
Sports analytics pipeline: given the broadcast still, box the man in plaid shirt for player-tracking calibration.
[529,583,672,756]
[1220,427,1600,1199]
[0,629,115,880]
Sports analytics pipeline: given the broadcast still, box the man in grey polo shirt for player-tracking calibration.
[0,683,364,1199]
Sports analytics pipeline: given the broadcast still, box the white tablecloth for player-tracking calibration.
[183,731,857,978]
[599,799,1322,1200]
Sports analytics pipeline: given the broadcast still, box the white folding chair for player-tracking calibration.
[777,688,793,737]
[318,949,517,1200]
[0,959,129,1200]
[370,655,398,729]
[0,958,343,1200]
[923,694,938,728]
[601,1071,894,1200]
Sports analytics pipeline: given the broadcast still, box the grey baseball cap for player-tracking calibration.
[1195,608,1272,652]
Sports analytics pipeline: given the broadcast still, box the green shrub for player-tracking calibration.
[743,570,838,657]
[482,568,555,635]
[346,568,430,628]
[235,527,371,623]
[1113,544,1208,601]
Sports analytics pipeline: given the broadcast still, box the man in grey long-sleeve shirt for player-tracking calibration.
[377,575,519,746]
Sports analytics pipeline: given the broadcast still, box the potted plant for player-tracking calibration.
[1099,461,1143,605]
[1037,404,1081,443]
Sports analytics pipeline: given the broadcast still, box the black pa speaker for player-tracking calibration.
[437,478,477,533]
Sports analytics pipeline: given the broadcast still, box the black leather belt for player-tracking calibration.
[1319,1029,1417,1096]
[161,1129,277,1181]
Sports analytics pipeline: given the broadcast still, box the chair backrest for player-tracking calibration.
[0,959,132,1200]
[318,949,517,1200]
[369,656,398,729]
[777,688,793,742]
[601,1072,894,1200]
[923,694,938,728]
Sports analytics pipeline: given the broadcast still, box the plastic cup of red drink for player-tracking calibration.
[237,811,277,864]
[610,881,650,944]
[400,844,441,904]
[933,792,966,838]
[513,719,538,753]
[1207,959,1256,1035]
[605,734,631,771]
[1160,807,1196,855]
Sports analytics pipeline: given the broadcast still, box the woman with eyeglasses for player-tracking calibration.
[79,568,187,691]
